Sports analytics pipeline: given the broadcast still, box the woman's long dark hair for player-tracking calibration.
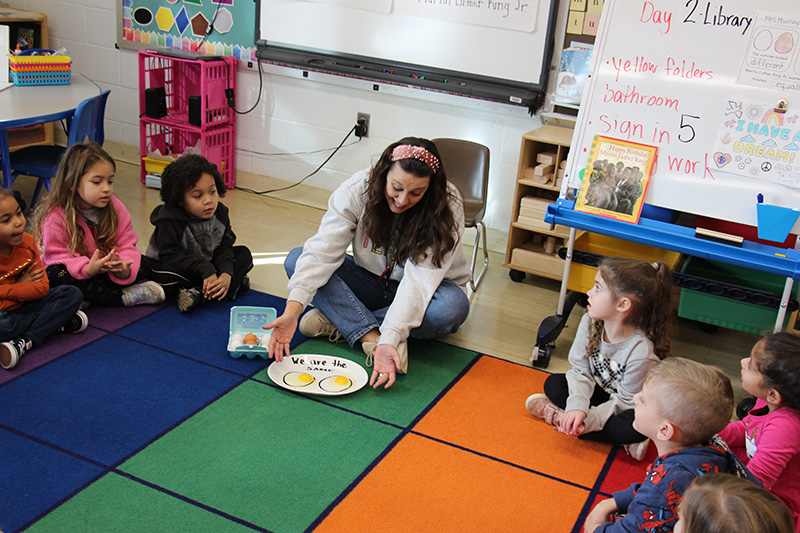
[362,137,460,267]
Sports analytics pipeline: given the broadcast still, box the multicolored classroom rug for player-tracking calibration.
[0,291,653,532]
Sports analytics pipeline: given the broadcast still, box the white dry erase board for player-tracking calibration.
[254,0,558,110]
[566,0,800,230]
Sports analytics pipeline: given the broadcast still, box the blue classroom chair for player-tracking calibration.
[9,90,111,208]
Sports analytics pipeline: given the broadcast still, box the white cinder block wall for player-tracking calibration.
[6,0,571,249]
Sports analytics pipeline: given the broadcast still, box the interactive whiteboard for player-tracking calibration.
[255,0,558,109]
[567,0,800,228]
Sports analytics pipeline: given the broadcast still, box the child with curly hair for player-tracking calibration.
[145,154,252,313]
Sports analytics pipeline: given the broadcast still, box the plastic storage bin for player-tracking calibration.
[678,257,798,334]
[228,306,277,359]
[566,231,682,293]
[140,122,235,188]
[9,49,71,85]
[138,51,236,130]
[138,50,236,189]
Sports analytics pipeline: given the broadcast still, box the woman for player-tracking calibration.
[265,137,471,389]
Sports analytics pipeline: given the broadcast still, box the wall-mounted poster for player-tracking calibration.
[120,0,257,61]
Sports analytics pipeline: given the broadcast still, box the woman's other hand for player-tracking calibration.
[368,344,401,389]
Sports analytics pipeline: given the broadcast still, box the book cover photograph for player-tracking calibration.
[575,135,658,224]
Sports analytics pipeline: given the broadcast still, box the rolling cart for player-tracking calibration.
[529,228,798,367]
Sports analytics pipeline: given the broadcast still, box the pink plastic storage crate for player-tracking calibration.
[140,122,235,188]
[138,51,236,130]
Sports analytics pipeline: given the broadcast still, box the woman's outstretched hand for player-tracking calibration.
[369,344,401,389]
[263,301,303,362]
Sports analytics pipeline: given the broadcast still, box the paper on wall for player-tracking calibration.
[712,98,800,188]
[737,11,800,94]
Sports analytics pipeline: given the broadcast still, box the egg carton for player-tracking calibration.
[228,305,276,359]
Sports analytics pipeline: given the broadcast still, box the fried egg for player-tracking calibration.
[319,375,352,392]
[283,371,315,388]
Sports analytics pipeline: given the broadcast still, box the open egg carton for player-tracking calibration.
[228,306,276,359]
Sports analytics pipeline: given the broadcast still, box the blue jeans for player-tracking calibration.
[285,246,469,346]
[0,285,84,345]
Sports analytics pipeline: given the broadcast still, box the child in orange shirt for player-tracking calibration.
[0,189,86,370]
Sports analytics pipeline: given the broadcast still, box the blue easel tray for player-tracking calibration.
[227,306,276,359]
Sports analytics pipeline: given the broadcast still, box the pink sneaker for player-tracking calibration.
[525,393,565,426]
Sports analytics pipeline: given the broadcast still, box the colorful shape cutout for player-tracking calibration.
[155,7,175,32]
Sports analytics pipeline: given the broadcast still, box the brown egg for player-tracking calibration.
[775,32,794,54]
[243,333,259,345]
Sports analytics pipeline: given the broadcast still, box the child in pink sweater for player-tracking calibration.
[35,143,165,307]
[719,332,800,533]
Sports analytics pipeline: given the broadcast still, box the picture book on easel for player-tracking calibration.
[575,135,658,224]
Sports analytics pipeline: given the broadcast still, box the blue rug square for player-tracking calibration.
[0,335,244,466]
[0,428,103,533]
[116,291,304,374]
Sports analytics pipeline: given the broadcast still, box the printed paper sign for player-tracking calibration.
[737,11,800,93]
[394,0,538,33]
[712,99,800,187]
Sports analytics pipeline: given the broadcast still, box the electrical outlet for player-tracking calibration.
[356,112,370,138]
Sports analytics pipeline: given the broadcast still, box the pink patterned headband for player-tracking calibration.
[391,145,440,173]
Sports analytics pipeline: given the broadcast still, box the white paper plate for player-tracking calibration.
[267,354,368,396]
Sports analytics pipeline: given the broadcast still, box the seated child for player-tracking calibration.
[583,357,759,533]
[145,154,253,313]
[718,332,800,532]
[0,189,86,370]
[673,473,794,533]
[35,143,165,307]
[526,257,673,461]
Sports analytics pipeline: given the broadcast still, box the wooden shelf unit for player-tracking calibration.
[504,125,574,281]
[0,7,54,150]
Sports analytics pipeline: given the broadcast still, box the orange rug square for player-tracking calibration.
[315,433,590,532]
[412,357,612,488]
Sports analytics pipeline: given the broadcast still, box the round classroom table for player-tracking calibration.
[0,73,102,189]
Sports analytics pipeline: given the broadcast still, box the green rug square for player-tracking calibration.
[119,380,401,533]
[27,472,253,532]
[257,338,479,427]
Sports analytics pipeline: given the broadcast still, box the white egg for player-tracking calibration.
[319,375,353,392]
[230,334,244,348]
[283,371,315,388]
[753,29,772,51]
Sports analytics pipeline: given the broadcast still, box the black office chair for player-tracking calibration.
[10,90,111,208]
[433,138,490,291]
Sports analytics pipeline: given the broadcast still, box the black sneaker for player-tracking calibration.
[240,275,250,294]
[60,310,89,334]
[1,337,32,370]
[177,287,203,313]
